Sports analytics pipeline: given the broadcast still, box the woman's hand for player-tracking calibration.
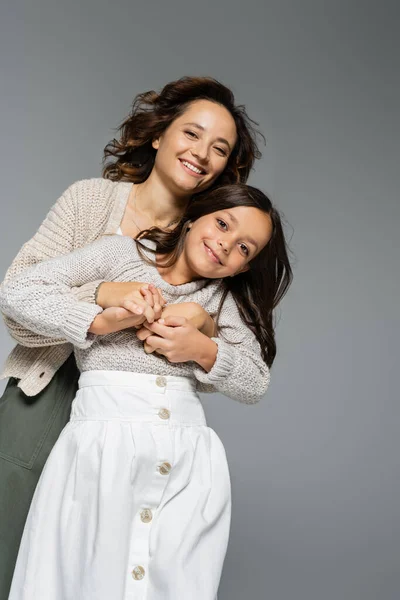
[89,306,146,335]
[96,281,166,316]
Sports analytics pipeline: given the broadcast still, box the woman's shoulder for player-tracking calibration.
[66,177,122,203]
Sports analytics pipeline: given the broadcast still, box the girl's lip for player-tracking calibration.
[179,158,207,178]
[203,242,221,264]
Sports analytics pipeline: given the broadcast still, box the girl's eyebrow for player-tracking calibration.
[183,122,232,151]
[222,211,259,250]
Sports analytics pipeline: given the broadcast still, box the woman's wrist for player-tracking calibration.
[95,282,142,309]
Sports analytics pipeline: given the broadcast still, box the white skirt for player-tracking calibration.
[9,371,231,600]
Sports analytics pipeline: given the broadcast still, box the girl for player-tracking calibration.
[0,75,263,597]
[0,184,292,599]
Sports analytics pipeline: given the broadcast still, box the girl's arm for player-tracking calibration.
[137,294,270,405]
[0,236,143,349]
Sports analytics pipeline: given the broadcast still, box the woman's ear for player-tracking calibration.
[152,137,160,150]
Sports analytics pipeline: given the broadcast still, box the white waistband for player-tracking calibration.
[79,370,197,393]
[73,371,205,426]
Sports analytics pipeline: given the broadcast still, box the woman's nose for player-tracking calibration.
[191,143,209,162]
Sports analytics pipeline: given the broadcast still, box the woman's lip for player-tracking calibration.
[179,158,206,178]
[203,242,221,264]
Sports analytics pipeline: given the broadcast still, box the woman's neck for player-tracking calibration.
[131,171,190,229]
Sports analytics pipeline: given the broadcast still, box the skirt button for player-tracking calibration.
[140,508,153,523]
[158,462,172,475]
[158,408,170,420]
[132,565,145,580]
[156,376,167,387]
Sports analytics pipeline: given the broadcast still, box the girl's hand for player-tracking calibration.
[137,302,216,340]
[136,316,218,371]
[136,316,203,363]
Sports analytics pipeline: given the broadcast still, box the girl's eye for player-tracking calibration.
[240,243,249,256]
[185,130,198,139]
[216,218,227,230]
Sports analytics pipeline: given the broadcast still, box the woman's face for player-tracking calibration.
[182,205,273,280]
[152,100,238,196]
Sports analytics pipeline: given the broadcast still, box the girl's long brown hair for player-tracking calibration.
[102,76,263,187]
[136,184,293,367]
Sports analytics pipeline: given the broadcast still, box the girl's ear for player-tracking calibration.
[152,137,160,150]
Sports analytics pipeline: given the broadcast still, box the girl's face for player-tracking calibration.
[152,100,238,196]
[182,205,273,280]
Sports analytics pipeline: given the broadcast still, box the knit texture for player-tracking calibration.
[0,178,132,394]
[0,235,270,404]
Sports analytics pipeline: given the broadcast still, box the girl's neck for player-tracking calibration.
[131,171,190,229]
[156,251,200,286]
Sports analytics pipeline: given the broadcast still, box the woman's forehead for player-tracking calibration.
[176,100,237,143]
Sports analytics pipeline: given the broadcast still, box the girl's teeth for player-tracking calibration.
[182,160,203,174]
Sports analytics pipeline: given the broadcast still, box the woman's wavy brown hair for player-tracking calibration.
[102,76,262,188]
[136,184,293,368]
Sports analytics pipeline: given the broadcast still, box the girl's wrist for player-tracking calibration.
[192,333,218,372]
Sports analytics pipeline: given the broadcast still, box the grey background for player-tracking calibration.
[0,0,399,598]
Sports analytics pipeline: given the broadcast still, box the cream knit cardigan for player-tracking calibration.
[1,178,132,395]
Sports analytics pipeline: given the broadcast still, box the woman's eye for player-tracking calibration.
[214,146,227,157]
[240,244,249,255]
[185,130,198,139]
[216,219,227,229]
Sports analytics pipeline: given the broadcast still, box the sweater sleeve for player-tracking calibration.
[0,180,105,347]
[0,236,140,349]
[193,294,271,404]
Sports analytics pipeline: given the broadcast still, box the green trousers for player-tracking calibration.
[0,354,79,600]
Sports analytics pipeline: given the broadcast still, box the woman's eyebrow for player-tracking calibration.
[183,122,232,151]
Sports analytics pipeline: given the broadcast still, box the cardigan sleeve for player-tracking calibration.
[0,236,143,349]
[0,181,105,347]
[193,293,270,405]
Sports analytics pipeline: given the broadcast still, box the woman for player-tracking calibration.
[0,76,262,597]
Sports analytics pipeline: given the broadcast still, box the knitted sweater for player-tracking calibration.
[0,178,269,401]
[0,235,270,404]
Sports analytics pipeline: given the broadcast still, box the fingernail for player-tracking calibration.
[159,318,165,324]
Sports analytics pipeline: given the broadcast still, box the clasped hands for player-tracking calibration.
[89,282,216,365]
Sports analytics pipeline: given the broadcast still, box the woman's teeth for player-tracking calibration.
[181,160,204,174]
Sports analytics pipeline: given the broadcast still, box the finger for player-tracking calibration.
[114,307,137,320]
[122,300,144,315]
[140,320,177,339]
[136,327,153,341]
[143,335,170,352]
[143,341,156,354]
[140,287,155,307]
[159,315,187,328]
[148,284,167,307]
[143,305,156,324]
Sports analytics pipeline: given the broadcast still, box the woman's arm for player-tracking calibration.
[0,180,106,347]
[0,236,142,348]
